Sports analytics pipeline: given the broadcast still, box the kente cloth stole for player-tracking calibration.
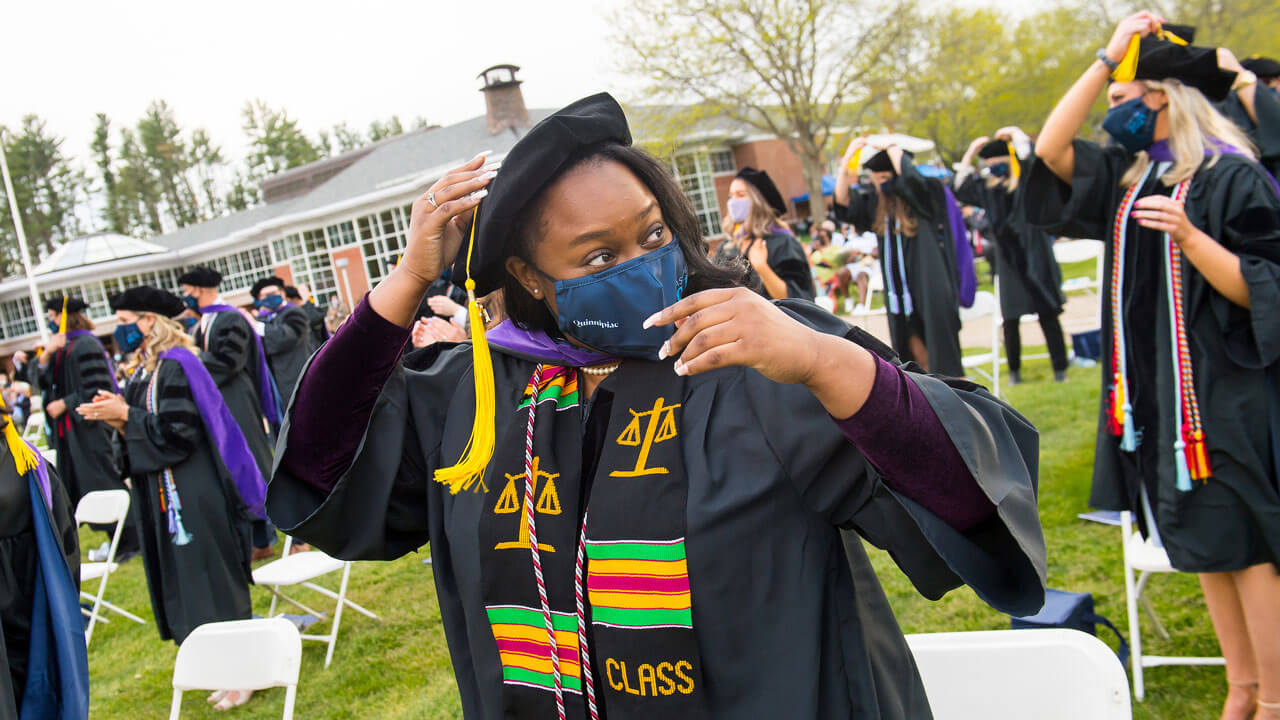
[476,361,709,720]
[1107,164,1211,491]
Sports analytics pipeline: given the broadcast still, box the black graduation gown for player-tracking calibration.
[954,174,1065,319]
[0,439,78,720]
[712,230,817,301]
[1219,85,1280,178]
[122,360,253,644]
[835,159,964,376]
[1025,139,1280,572]
[262,305,314,403]
[193,313,273,477]
[267,301,1046,720]
[39,335,120,505]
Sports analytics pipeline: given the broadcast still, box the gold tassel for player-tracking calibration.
[1112,33,1141,82]
[432,207,497,494]
[3,417,39,476]
[1006,142,1021,179]
[846,146,863,175]
[58,296,68,334]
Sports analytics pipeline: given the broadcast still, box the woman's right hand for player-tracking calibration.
[1104,11,1165,65]
[400,153,499,287]
[963,136,989,162]
[841,136,868,166]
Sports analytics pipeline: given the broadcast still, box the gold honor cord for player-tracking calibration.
[1112,25,1189,82]
[433,205,498,494]
[1007,142,1021,179]
[4,417,38,477]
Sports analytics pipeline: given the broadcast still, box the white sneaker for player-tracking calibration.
[88,541,111,562]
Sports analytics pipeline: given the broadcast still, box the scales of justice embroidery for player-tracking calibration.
[493,456,562,551]
[611,398,681,478]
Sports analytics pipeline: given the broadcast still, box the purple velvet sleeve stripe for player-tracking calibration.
[833,355,995,532]
[280,296,410,493]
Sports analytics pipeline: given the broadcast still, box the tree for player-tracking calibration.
[612,0,916,229]
[242,99,321,178]
[91,113,127,234]
[368,115,405,143]
[0,116,88,272]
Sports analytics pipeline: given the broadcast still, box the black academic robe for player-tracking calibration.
[268,301,1046,720]
[122,360,253,644]
[0,438,78,720]
[262,305,314,404]
[1219,85,1280,177]
[1025,139,1280,572]
[193,312,273,477]
[954,174,1065,319]
[713,230,817,301]
[39,334,119,505]
[836,159,965,376]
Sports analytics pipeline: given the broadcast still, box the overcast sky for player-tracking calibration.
[4,0,1029,170]
[2,0,624,164]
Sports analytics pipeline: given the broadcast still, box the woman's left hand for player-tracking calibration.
[75,390,129,430]
[744,238,769,270]
[647,287,825,383]
[1133,195,1203,245]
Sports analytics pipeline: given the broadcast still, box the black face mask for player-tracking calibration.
[878,177,898,195]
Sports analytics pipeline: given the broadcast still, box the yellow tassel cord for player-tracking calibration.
[1006,142,1020,179]
[846,146,863,175]
[1112,25,1187,82]
[3,416,39,477]
[58,296,68,334]
[432,207,498,494]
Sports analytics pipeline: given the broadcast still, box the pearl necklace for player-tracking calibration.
[580,362,621,376]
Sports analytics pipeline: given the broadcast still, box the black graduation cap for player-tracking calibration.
[109,286,186,318]
[735,167,787,216]
[1243,55,1280,80]
[178,266,223,288]
[862,149,914,173]
[250,276,287,299]
[978,140,1012,160]
[284,286,303,300]
[1123,24,1237,102]
[44,296,87,314]
[451,92,632,296]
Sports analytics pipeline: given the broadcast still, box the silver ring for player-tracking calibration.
[427,190,439,209]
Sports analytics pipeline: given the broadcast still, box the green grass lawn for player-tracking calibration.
[81,349,1225,719]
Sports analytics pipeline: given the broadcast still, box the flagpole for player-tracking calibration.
[0,127,48,344]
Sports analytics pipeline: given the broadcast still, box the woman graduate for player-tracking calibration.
[834,139,965,376]
[76,287,264,711]
[1028,12,1280,718]
[712,167,815,301]
[955,129,1069,384]
[1,399,88,720]
[268,94,1045,720]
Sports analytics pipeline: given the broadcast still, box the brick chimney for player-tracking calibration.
[479,64,531,135]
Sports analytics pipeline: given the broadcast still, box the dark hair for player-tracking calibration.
[501,143,750,333]
[65,312,94,332]
[285,286,303,300]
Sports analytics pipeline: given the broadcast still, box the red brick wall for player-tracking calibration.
[272,264,295,286]
[731,139,810,219]
[329,246,370,307]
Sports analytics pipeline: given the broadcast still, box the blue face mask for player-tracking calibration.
[1102,95,1163,154]
[255,294,284,310]
[182,294,199,311]
[545,239,688,359]
[47,321,60,334]
[180,316,199,331]
[988,162,1010,178]
[114,322,144,353]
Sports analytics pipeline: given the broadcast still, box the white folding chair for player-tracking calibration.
[1120,511,1224,701]
[1054,238,1105,296]
[21,410,44,442]
[76,489,146,645]
[169,617,302,720]
[960,287,1001,397]
[907,629,1131,719]
[251,537,379,668]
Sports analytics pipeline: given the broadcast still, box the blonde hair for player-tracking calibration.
[1121,78,1258,187]
[721,180,788,241]
[123,314,199,376]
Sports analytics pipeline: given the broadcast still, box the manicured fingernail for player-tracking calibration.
[470,188,488,199]
[673,360,687,376]
[480,170,497,181]
[643,312,661,329]
[657,341,669,360]
[476,150,493,158]
[482,162,502,171]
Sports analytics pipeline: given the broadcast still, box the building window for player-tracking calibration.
[325,220,356,248]
[358,205,410,287]
[194,245,276,294]
[710,149,736,175]
[669,149,726,238]
[0,298,38,338]
[271,231,336,298]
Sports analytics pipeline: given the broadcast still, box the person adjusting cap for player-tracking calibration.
[1111,23,1237,102]
[178,266,223,288]
[734,167,788,216]
[862,148,914,173]
[109,286,186,318]
[451,92,631,297]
